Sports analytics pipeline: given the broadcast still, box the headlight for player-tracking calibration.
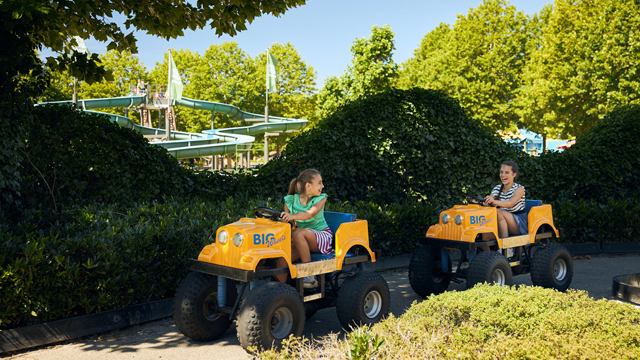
[454,215,463,225]
[218,230,228,244]
[441,213,450,224]
[233,233,244,247]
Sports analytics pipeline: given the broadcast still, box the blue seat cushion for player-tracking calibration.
[310,252,354,261]
[324,211,356,234]
[308,211,356,262]
[524,199,542,213]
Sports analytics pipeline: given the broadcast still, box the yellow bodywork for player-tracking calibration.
[426,204,560,249]
[197,217,375,279]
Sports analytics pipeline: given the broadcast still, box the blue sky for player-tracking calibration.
[52,0,553,88]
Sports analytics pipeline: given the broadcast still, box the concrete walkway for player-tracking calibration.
[5,254,639,360]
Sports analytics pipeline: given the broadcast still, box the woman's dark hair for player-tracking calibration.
[498,161,518,196]
[288,169,321,195]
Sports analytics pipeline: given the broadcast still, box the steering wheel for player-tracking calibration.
[466,196,490,206]
[253,206,296,229]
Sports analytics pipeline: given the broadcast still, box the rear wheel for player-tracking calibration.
[237,282,305,351]
[466,251,513,289]
[530,243,573,291]
[173,272,237,342]
[336,272,390,329]
[409,246,451,297]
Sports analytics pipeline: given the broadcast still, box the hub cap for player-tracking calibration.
[554,259,567,281]
[363,290,383,319]
[492,269,506,285]
[270,307,294,339]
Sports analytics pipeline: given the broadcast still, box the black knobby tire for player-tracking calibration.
[409,245,451,297]
[466,251,513,289]
[336,272,390,329]
[173,271,238,342]
[530,242,574,291]
[237,282,305,351]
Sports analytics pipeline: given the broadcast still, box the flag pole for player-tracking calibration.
[264,87,269,165]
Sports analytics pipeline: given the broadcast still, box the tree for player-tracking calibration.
[254,42,317,120]
[1,0,307,80]
[515,0,640,140]
[254,42,318,152]
[179,44,259,132]
[397,0,534,133]
[316,25,397,119]
[79,50,148,115]
[38,67,74,102]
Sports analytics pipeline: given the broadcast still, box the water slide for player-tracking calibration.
[39,95,308,159]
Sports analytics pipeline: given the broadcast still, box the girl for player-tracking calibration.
[483,161,528,239]
[276,169,333,288]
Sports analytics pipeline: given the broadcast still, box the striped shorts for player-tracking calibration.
[311,228,334,254]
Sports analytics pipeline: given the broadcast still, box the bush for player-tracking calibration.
[257,284,640,359]
[257,88,522,204]
[521,104,640,202]
[18,105,192,210]
[552,196,640,244]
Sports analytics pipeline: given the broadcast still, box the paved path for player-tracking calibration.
[6,254,640,360]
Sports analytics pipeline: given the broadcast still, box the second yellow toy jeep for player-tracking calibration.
[173,206,390,351]
[409,198,574,297]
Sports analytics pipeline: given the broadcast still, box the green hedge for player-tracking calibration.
[519,104,640,203]
[552,196,640,244]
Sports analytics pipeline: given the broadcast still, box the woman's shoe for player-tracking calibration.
[303,275,318,289]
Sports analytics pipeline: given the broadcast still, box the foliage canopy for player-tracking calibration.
[1,0,307,80]
[397,0,539,133]
[316,25,397,119]
[516,0,640,139]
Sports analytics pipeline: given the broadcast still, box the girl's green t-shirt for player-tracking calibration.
[283,193,329,231]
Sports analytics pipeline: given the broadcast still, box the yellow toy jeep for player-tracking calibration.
[173,206,390,351]
[409,198,573,296]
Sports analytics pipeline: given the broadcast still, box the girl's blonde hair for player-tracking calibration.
[288,169,321,195]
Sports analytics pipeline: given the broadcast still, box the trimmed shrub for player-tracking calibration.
[257,88,522,204]
[521,104,640,202]
[552,196,640,244]
[19,104,192,210]
[257,284,640,359]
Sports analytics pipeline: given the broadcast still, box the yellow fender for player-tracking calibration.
[527,204,560,242]
[334,220,376,270]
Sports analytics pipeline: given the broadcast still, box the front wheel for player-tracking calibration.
[409,246,451,297]
[336,272,390,329]
[530,243,573,291]
[173,272,238,342]
[466,251,513,289]
[237,282,305,351]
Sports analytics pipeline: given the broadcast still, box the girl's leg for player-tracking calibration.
[497,209,521,237]
[291,228,319,262]
[275,228,318,282]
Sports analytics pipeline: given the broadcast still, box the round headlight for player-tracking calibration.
[217,230,228,244]
[233,233,244,247]
[454,215,463,225]
[441,213,450,224]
